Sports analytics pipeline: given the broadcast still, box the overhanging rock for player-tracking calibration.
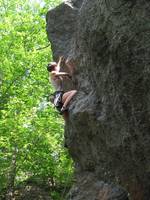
[46,0,150,199]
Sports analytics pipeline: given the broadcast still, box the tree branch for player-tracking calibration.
[36,44,50,51]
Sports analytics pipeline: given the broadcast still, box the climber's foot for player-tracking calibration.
[61,106,68,113]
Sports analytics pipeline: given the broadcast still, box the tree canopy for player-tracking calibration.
[0,0,73,199]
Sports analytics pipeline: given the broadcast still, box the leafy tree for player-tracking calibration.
[0,0,73,199]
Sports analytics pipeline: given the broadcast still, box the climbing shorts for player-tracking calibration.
[53,91,64,113]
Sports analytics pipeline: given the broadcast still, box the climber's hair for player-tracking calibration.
[47,62,57,72]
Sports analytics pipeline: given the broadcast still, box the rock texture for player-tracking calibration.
[46,0,150,199]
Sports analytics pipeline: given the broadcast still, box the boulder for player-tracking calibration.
[46,0,150,199]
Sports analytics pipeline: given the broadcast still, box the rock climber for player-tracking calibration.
[47,56,77,115]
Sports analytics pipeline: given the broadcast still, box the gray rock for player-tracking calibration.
[46,0,150,199]
[66,173,129,200]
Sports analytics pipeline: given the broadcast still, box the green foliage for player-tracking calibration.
[0,0,73,199]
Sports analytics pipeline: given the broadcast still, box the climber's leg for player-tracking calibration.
[61,90,77,111]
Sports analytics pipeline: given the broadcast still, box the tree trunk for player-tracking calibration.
[6,147,17,200]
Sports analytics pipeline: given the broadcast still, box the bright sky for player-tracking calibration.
[30,0,45,7]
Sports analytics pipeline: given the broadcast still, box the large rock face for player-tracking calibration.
[46,0,150,199]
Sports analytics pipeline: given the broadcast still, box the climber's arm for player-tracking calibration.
[51,71,72,79]
[56,56,63,72]
[56,72,72,79]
